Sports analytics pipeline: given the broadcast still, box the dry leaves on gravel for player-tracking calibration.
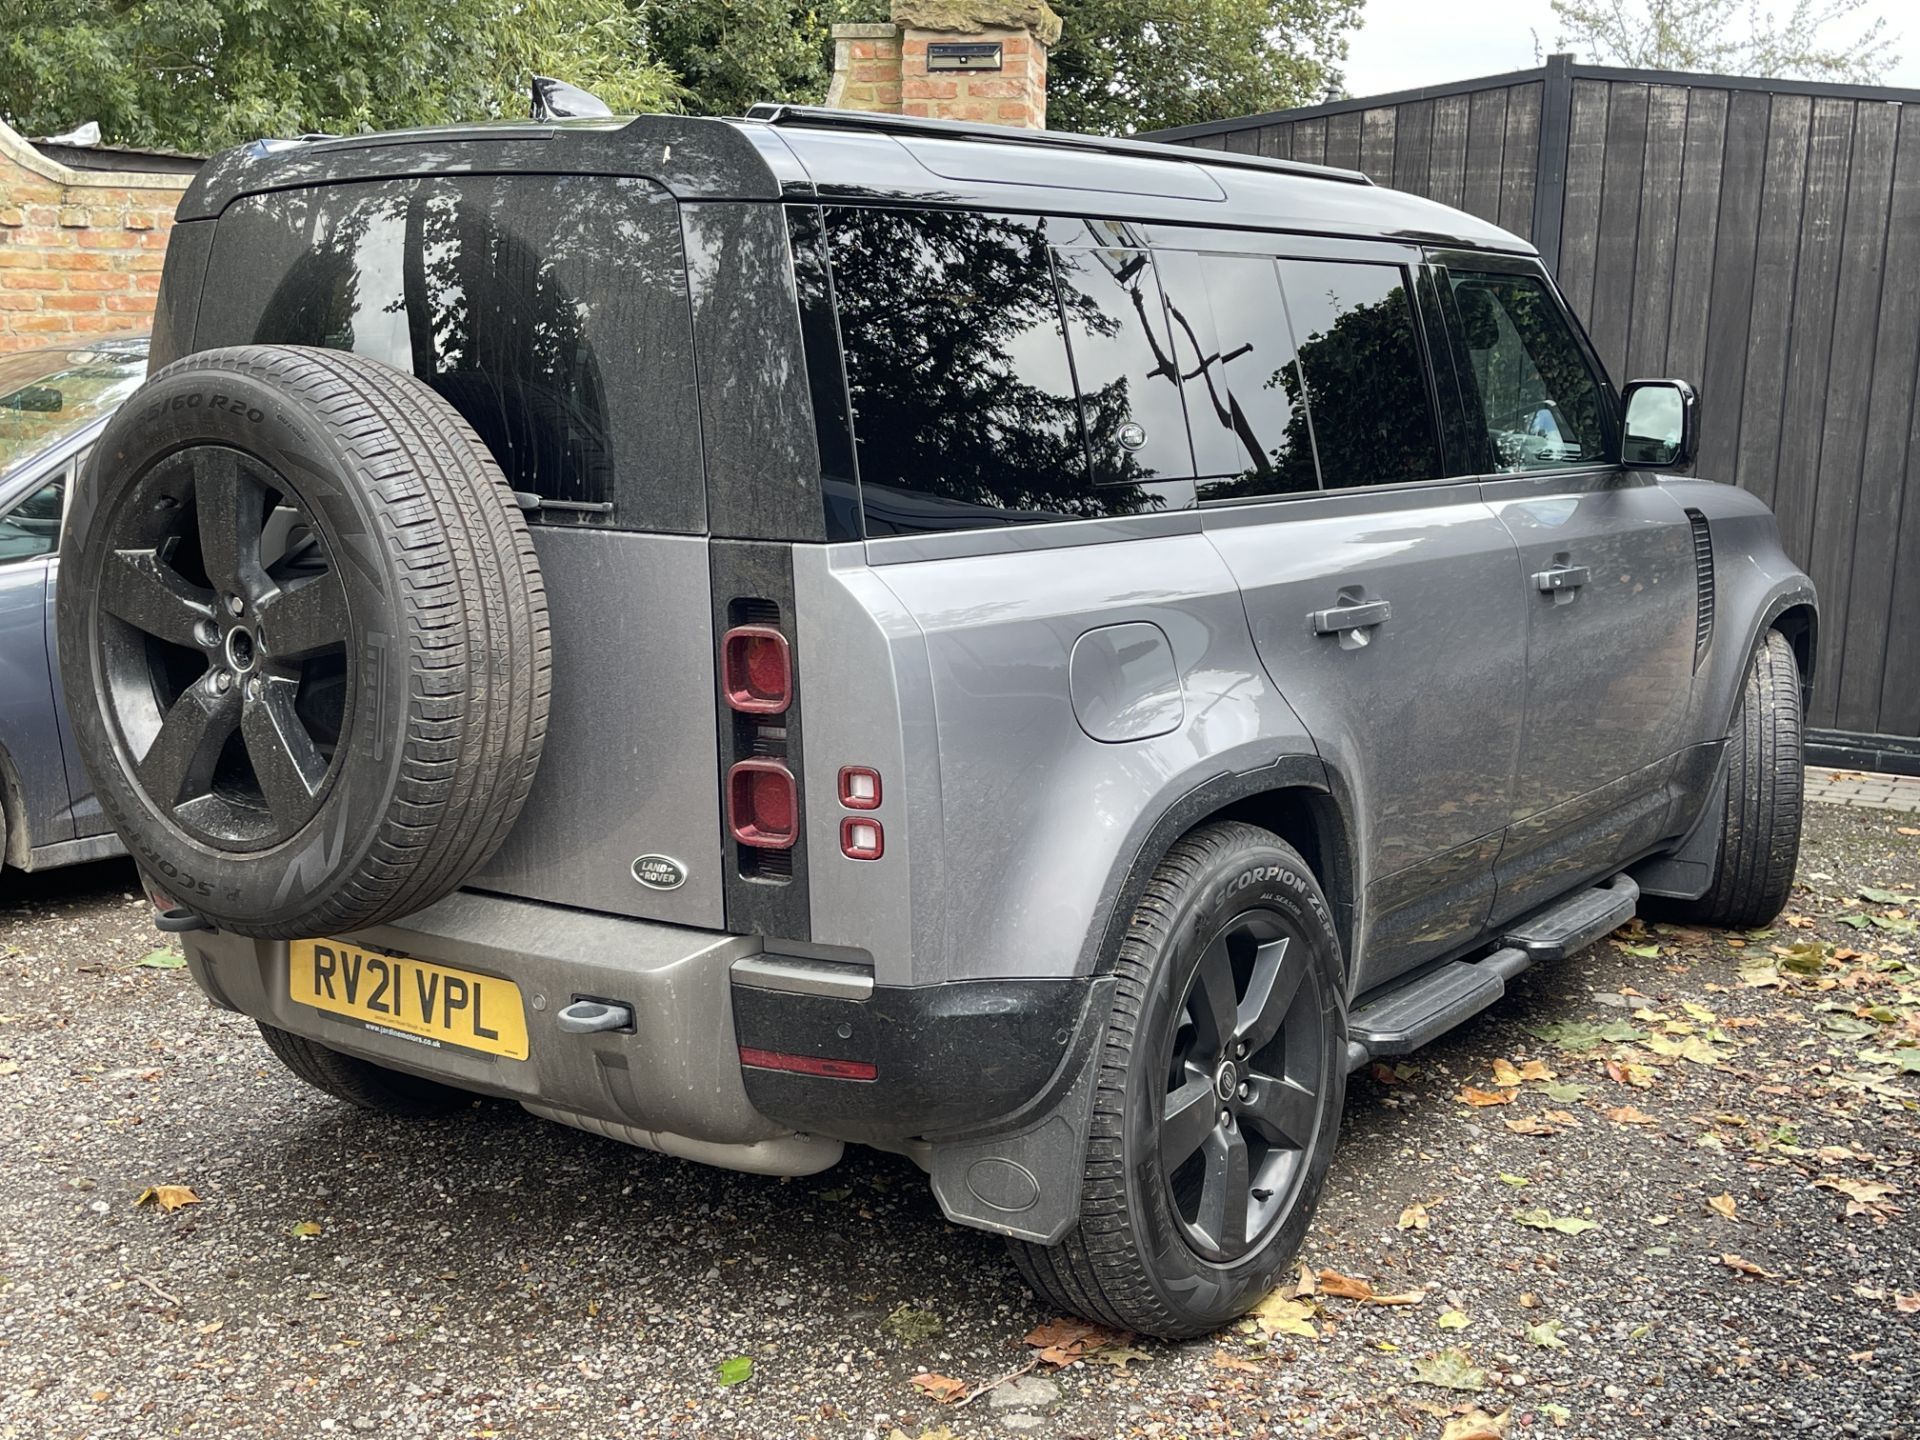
[133,1184,200,1213]
[1020,1317,1132,1366]
[1721,1253,1780,1279]
[1316,1268,1427,1305]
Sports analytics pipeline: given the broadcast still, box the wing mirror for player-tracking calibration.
[1621,378,1697,468]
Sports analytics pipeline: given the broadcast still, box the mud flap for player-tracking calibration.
[925,974,1115,1244]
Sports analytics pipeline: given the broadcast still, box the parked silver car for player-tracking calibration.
[59,108,1815,1338]
[0,337,146,873]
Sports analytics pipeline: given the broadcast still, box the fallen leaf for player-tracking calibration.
[1412,1346,1486,1392]
[881,1304,943,1344]
[1707,1193,1738,1221]
[1022,1317,1128,1365]
[1437,1309,1470,1330]
[1210,1350,1261,1373]
[133,1185,201,1213]
[136,948,186,970]
[1812,1175,1902,1218]
[1524,1318,1568,1350]
[1490,1058,1525,1087]
[1720,1253,1779,1279]
[1398,1203,1430,1231]
[717,1355,753,1387]
[1605,1105,1658,1126]
[1896,826,1918,836]
[1441,1408,1511,1440]
[288,1220,322,1238]
[1513,1207,1598,1236]
[1293,1260,1318,1297]
[910,1372,966,1403]
[1087,1344,1152,1370]
[1456,1087,1515,1107]
[1895,1293,1920,1314]
[1542,1081,1590,1103]
[1317,1268,1375,1300]
[1518,1292,1539,1309]
[1251,1291,1318,1339]
[1540,1108,1581,1127]
[1498,1172,1530,1187]
[1502,1115,1559,1136]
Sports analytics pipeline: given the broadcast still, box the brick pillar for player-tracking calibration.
[827,0,1061,131]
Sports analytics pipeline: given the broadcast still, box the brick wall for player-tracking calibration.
[0,120,191,354]
[828,0,1061,130]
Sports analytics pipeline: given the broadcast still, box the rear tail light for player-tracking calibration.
[739,1046,877,1081]
[728,759,798,849]
[840,816,884,860]
[838,766,881,809]
[722,625,792,714]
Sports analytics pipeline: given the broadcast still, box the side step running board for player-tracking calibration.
[1345,874,1640,1072]
[1499,873,1640,962]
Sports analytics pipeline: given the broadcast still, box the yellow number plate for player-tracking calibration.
[288,940,529,1061]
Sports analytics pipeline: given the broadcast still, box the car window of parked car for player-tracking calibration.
[0,348,146,473]
[1276,259,1444,490]
[0,474,64,564]
[1153,249,1319,501]
[1445,270,1610,472]
[825,206,1193,536]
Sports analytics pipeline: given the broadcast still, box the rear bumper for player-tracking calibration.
[181,888,1086,1168]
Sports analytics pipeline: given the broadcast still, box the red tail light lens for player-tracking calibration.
[739,1046,877,1081]
[837,766,882,810]
[728,759,798,849]
[840,816,884,860]
[722,626,791,714]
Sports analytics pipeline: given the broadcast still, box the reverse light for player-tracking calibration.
[728,758,798,849]
[840,816,884,861]
[838,766,881,810]
[722,625,792,713]
[739,1046,877,1081]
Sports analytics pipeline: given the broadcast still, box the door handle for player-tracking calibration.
[1532,563,1590,594]
[1310,599,1391,647]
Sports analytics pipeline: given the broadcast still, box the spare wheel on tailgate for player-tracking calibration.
[58,344,551,938]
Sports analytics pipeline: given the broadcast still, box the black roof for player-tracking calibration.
[177,109,1533,254]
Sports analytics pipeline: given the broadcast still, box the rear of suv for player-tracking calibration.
[59,106,1816,1338]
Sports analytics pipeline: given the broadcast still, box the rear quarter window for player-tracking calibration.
[825,206,1193,536]
[193,175,704,532]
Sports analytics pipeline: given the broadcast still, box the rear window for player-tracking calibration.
[194,175,703,531]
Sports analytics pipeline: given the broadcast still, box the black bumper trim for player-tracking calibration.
[730,972,1093,1142]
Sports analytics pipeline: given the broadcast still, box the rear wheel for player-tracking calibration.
[1008,821,1346,1339]
[1669,629,1804,928]
[257,1023,468,1117]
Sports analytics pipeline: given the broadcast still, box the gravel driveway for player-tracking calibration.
[1,803,1914,1440]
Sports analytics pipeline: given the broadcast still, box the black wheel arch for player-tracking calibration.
[1094,755,1359,987]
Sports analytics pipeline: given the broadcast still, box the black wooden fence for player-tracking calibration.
[1150,57,1920,774]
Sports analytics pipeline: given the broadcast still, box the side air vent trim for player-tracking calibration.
[1685,507,1714,671]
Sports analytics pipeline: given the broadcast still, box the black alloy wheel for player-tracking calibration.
[95,444,350,851]
[1160,909,1325,1263]
[1007,821,1347,1339]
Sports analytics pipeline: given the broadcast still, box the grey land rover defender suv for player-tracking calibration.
[59,105,1815,1339]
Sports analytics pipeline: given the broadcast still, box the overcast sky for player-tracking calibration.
[1342,0,1919,97]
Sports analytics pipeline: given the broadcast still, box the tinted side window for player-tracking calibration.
[1156,250,1317,500]
[1049,244,1191,487]
[196,175,703,531]
[1278,260,1442,490]
[826,207,1187,535]
[1446,270,1610,472]
[0,475,64,564]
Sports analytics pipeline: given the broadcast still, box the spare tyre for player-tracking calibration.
[59,345,550,938]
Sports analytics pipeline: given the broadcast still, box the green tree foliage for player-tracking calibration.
[642,0,859,119]
[1550,0,1896,83]
[1047,0,1361,135]
[1,0,682,152]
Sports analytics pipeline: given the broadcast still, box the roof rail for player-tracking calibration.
[743,103,1373,187]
